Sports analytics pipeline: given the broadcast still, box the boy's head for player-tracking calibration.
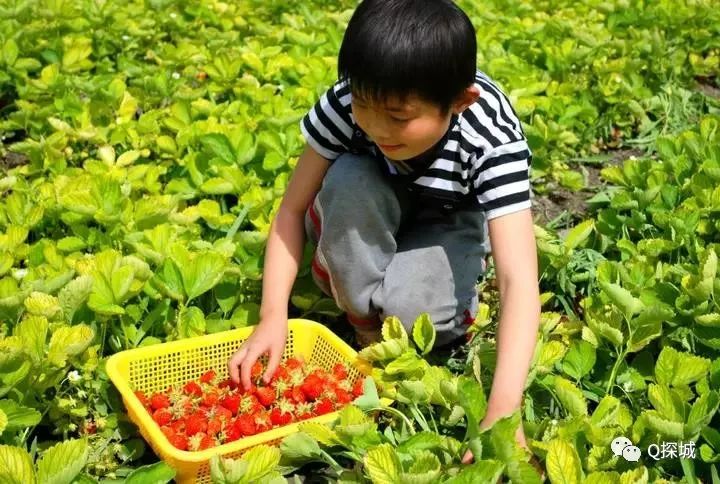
[339,0,480,161]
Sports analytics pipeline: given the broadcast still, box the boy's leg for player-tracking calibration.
[370,204,490,348]
[303,152,409,330]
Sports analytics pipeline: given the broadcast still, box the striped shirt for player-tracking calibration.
[300,69,532,220]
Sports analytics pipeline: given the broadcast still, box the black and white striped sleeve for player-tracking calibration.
[471,139,533,220]
[299,80,354,161]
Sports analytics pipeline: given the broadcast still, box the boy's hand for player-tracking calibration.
[227,318,288,391]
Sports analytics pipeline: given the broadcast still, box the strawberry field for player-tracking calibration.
[1,0,720,482]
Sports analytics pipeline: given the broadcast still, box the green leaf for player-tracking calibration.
[210,455,248,484]
[411,313,436,355]
[24,292,61,319]
[241,445,281,482]
[170,245,227,301]
[364,444,401,484]
[647,384,683,422]
[554,377,588,416]
[0,409,6,435]
[358,338,408,362]
[546,439,583,484]
[397,380,429,404]
[280,433,323,462]
[564,220,594,250]
[0,400,41,431]
[686,390,720,439]
[628,305,672,352]
[177,306,206,339]
[298,422,340,447]
[125,461,176,484]
[655,346,711,387]
[445,460,504,484]
[643,410,685,439]
[36,438,88,484]
[382,316,408,344]
[13,315,48,364]
[384,351,424,378]
[47,325,94,367]
[590,395,621,428]
[58,276,93,323]
[457,376,486,438]
[600,282,644,320]
[619,466,648,484]
[0,444,35,484]
[562,340,596,380]
[354,377,381,410]
[537,340,567,373]
[199,133,236,164]
[400,450,441,484]
[584,472,620,484]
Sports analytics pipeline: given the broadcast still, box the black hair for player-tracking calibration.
[338,0,477,114]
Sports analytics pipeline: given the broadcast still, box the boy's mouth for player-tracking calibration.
[378,143,404,151]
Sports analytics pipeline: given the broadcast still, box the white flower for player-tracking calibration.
[122,35,130,41]
[170,12,177,18]
[172,72,181,80]
[68,370,81,382]
[629,155,637,160]
[12,268,27,280]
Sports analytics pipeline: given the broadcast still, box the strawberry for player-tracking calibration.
[255,411,272,433]
[170,418,186,434]
[251,361,264,380]
[285,357,304,370]
[224,425,242,442]
[300,373,324,401]
[201,389,220,407]
[295,402,314,421]
[134,390,149,407]
[334,388,353,405]
[352,378,365,397]
[332,363,348,381]
[220,393,241,415]
[218,378,238,390]
[150,392,171,410]
[271,366,289,383]
[239,394,262,414]
[234,414,258,436]
[189,432,214,451]
[270,408,293,426]
[199,370,216,384]
[206,416,224,437]
[315,398,334,416]
[214,405,233,421]
[256,387,276,407]
[185,412,208,436]
[270,399,295,426]
[153,408,173,426]
[184,381,203,397]
[161,426,175,439]
[169,433,189,450]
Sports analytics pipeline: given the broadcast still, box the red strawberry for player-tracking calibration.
[271,366,289,383]
[255,411,272,433]
[134,390,149,407]
[332,363,348,381]
[169,433,189,450]
[352,378,365,397]
[170,418,186,434]
[201,390,220,407]
[270,408,293,426]
[185,413,208,436]
[334,388,353,405]
[218,378,238,390]
[285,357,304,370]
[161,426,175,439]
[295,402,314,421]
[206,416,224,437]
[256,387,276,407]
[184,381,203,397]
[234,414,257,436]
[315,398,334,416]
[150,392,171,410]
[224,425,242,442]
[300,374,324,401]
[214,405,233,421]
[200,370,216,384]
[189,432,214,451]
[251,361,264,380]
[220,393,241,415]
[153,408,173,426]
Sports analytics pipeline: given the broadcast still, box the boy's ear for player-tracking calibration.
[451,85,481,114]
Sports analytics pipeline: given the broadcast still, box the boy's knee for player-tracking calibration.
[321,152,385,196]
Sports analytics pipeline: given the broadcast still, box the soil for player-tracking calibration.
[532,148,645,229]
[0,151,29,170]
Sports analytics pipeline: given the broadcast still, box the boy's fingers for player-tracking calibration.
[263,346,282,384]
[228,347,247,385]
[461,449,474,464]
[240,349,259,391]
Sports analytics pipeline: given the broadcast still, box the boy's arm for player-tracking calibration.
[483,207,541,439]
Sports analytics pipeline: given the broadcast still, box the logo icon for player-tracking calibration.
[611,436,642,462]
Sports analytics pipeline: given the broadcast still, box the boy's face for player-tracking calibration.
[351,86,479,161]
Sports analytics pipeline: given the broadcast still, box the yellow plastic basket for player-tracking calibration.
[106,318,366,484]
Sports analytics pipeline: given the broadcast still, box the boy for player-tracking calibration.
[229,0,541,458]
